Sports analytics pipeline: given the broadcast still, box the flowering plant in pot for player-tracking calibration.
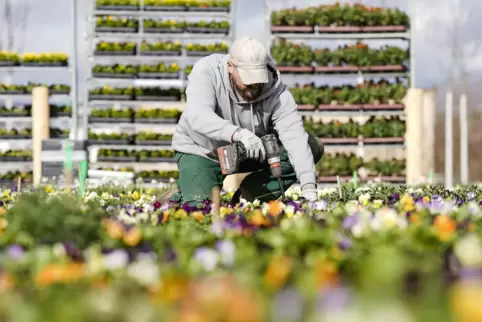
[95,41,136,56]
[134,108,181,123]
[134,87,181,101]
[0,51,20,66]
[134,131,173,145]
[92,64,137,78]
[97,148,138,162]
[88,131,134,145]
[95,0,140,11]
[143,19,185,33]
[90,107,133,122]
[140,41,182,56]
[185,42,229,56]
[186,20,230,34]
[138,63,181,79]
[95,16,138,32]
[138,149,175,162]
[89,86,135,100]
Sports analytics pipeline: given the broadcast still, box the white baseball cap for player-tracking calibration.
[229,36,269,85]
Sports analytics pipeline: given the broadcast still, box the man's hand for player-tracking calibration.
[301,183,318,201]
[233,128,266,161]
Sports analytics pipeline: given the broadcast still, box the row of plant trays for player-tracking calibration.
[88,139,171,145]
[97,156,175,162]
[297,103,404,111]
[0,134,69,139]
[92,72,182,80]
[0,156,32,162]
[89,116,178,123]
[0,61,69,67]
[0,111,71,117]
[88,93,180,101]
[320,137,405,145]
[317,175,405,183]
[95,5,230,12]
[94,50,224,57]
[277,65,407,74]
[0,89,70,95]
[95,26,229,34]
[271,25,408,34]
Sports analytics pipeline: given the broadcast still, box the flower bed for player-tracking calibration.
[0,183,479,320]
[271,3,410,33]
[0,51,68,67]
[291,80,407,110]
[271,40,408,73]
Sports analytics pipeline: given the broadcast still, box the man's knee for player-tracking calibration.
[308,134,324,163]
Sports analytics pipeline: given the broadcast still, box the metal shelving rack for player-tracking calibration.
[83,0,236,181]
[264,0,411,185]
[0,61,72,183]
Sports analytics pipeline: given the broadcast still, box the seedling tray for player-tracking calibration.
[135,140,171,146]
[144,5,186,11]
[95,26,138,33]
[139,157,176,163]
[97,156,137,162]
[89,117,132,123]
[144,27,184,33]
[135,95,179,101]
[89,94,132,100]
[93,72,135,79]
[137,72,179,79]
[135,118,178,124]
[88,139,132,145]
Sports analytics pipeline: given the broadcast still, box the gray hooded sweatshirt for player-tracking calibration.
[171,54,316,187]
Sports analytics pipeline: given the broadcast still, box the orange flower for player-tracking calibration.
[123,227,142,246]
[0,273,14,292]
[409,214,421,224]
[150,274,189,304]
[314,260,338,290]
[192,211,204,223]
[468,223,476,232]
[263,256,293,291]
[268,201,283,217]
[434,215,457,241]
[35,263,85,287]
[104,219,124,239]
[0,207,6,216]
[162,211,170,223]
[250,210,270,227]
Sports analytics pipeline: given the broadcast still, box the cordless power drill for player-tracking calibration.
[217,134,286,199]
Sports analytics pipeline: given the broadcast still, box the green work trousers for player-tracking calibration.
[173,134,324,204]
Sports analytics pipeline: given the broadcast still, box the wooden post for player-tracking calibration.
[32,87,50,187]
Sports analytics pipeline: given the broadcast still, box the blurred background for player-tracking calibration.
[0,0,481,184]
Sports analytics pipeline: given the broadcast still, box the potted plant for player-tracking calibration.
[134,108,181,123]
[0,83,27,94]
[97,148,137,162]
[186,0,231,13]
[89,108,133,123]
[138,63,180,79]
[134,131,173,145]
[0,149,32,162]
[21,53,69,67]
[95,41,137,56]
[185,42,229,56]
[136,169,179,182]
[89,86,135,100]
[0,51,20,67]
[270,39,314,73]
[88,131,134,145]
[186,20,230,34]
[143,19,185,33]
[0,106,29,117]
[139,41,182,56]
[50,105,72,117]
[138,149,175,162]
[95,16,139,33]
[95,0,140,11]
[92,64,137,78]
[144,0,186,12]
[134,87,181,101]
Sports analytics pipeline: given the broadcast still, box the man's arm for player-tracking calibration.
[183,61,239,142]
[272,89,317,187]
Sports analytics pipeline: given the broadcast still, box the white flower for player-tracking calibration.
[103,250,129,271]
[358,193,370,206]
[252,199,261,207]
[372,199,383,208]
[127,256,160,287]
[216,240,235,266]
[373,207,407,230]
[194,248,219,271]
[454,234,482,268]
[285,205,295,217]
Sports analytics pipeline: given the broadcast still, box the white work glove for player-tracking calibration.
[301,183,318,201]
[232,128,266,161]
